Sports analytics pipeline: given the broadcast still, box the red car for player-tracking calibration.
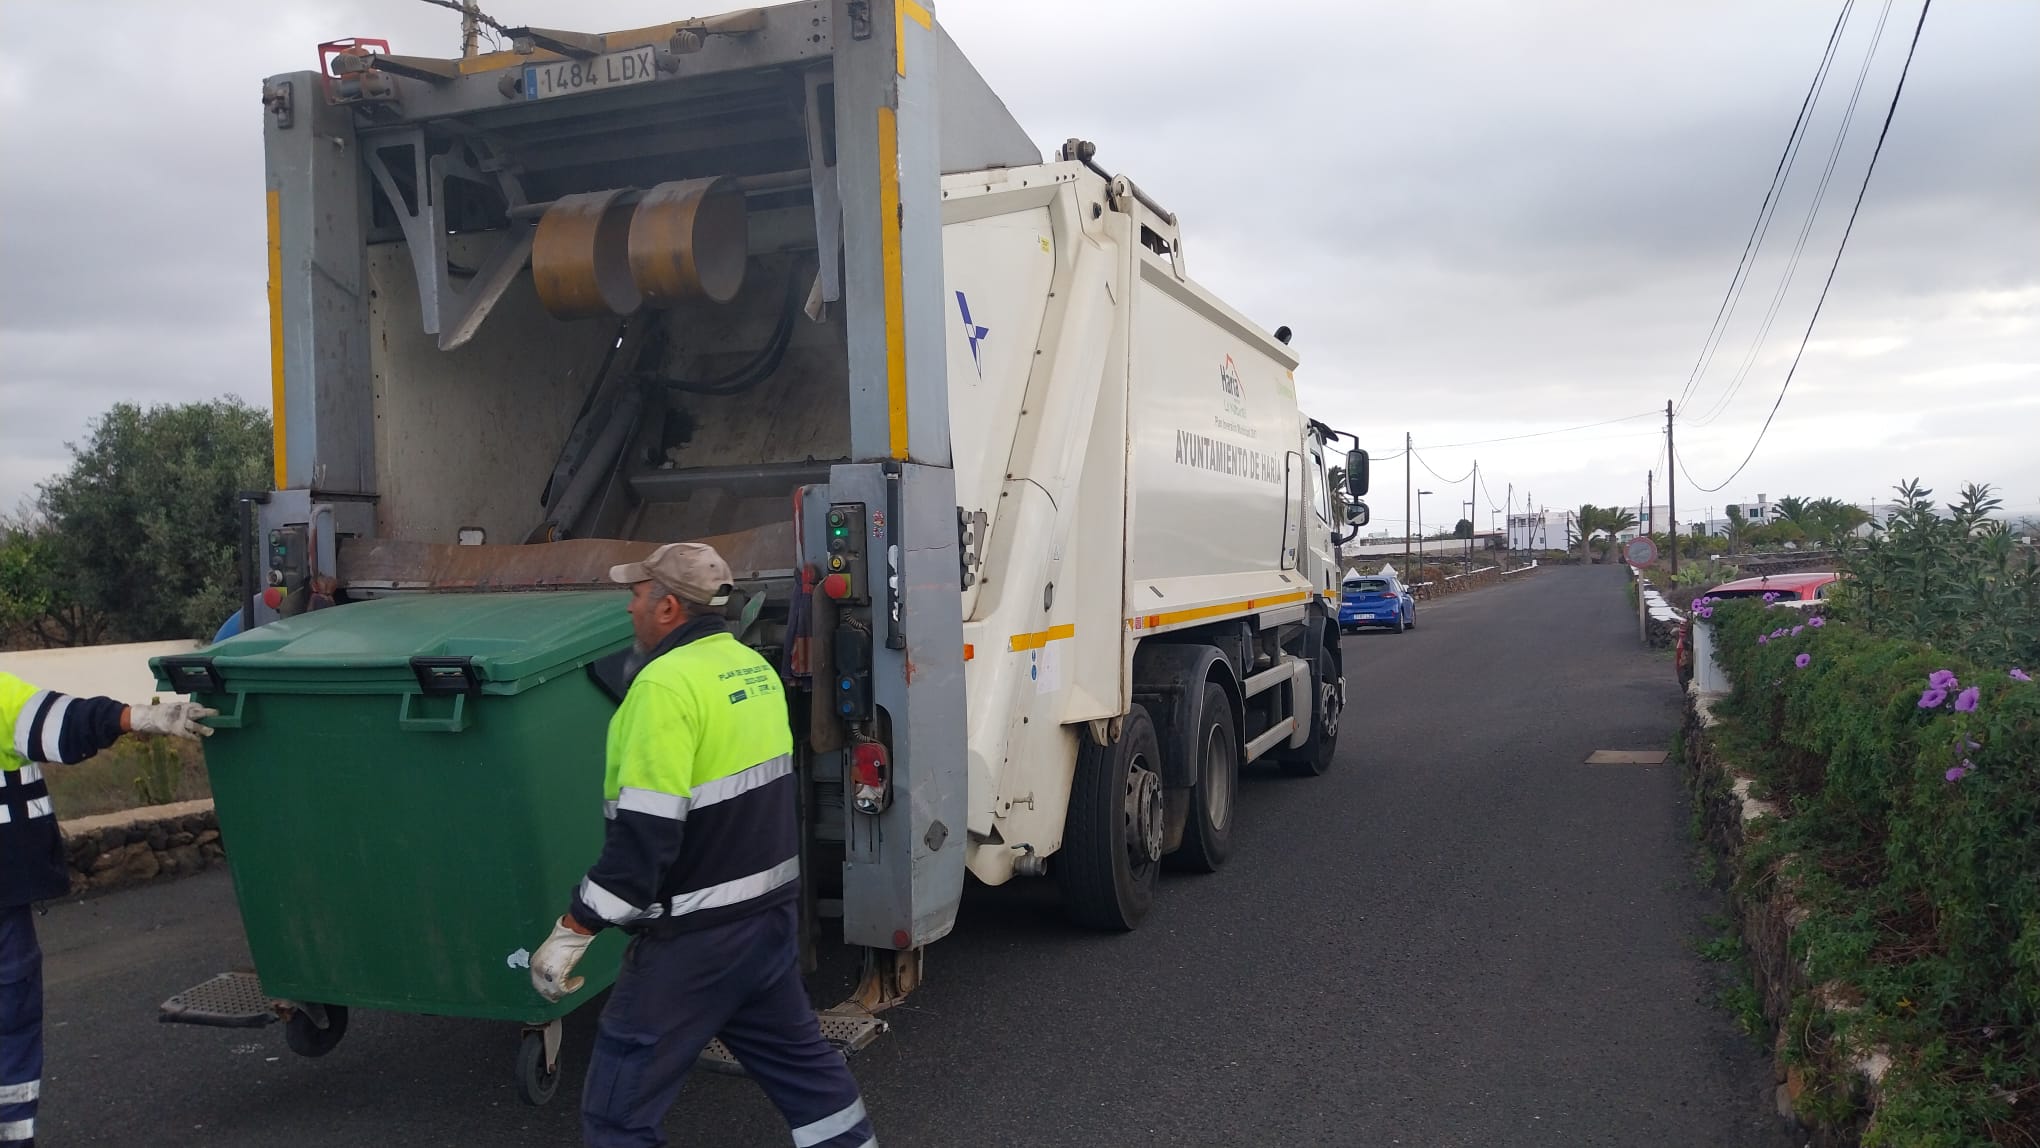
[1675,572,1841,686]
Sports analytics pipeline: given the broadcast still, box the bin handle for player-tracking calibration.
[204,692,250,730]
[397,692,469,733]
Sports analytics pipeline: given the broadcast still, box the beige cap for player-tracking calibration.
[609,542,733,606]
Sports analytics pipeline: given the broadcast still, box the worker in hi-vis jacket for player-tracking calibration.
[0,672,216,1147]
[527,542,876,1148]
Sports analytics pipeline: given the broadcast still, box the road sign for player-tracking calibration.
[1624,536,1658,567]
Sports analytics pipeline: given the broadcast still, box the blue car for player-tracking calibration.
[1339,573,1415,633]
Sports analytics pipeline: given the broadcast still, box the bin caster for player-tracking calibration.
[516,1019,564,1107]
[283,1002,348,1058]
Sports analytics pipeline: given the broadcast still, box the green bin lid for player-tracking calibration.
[152,591,634,696]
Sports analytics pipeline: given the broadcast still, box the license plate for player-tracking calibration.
[524,47,659,101]
[1358,614,1376,620]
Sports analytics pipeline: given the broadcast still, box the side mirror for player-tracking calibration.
[1344,449,1369,497]
[1344,500,1370,527]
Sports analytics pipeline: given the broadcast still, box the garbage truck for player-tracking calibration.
[154,0,1371,1102]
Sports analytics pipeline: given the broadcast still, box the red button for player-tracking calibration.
[262,587,285,608]
[822,573,850,599]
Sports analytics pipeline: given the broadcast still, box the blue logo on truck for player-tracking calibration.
[956,291,989,377]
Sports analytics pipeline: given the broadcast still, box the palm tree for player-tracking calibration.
[1809,497,1869,548]
[1570,504,1599,556]
[1570,504,1639,562]
[1775,495,1814,530]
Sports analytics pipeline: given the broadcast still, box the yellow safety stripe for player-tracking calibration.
[1127,590,1313,633]
[876,106,909,460]
[896,0,932,76]
[1008,624,1075,652]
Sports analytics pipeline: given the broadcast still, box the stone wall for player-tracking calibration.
[60,798,223,896]
[1685,694,1884,1145]
[1409,560,1540,601]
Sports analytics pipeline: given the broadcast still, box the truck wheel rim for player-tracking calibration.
[1320,673,1343,742]
[1125,758,1163,866]
[1203,720,1235,829]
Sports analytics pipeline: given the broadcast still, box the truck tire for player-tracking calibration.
[1058,705,1165,931]
[1169,680,1238,874]
[1278,645,1343,778]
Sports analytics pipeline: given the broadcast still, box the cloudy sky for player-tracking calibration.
[2,0,2035,531]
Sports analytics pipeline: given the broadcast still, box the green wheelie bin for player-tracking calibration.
[151,590,635,1104]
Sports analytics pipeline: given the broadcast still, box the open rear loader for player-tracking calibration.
[153,0,1372,1103]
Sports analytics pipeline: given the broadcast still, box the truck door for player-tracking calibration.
[1306,444,1334,589]
[1281,451,1303,570]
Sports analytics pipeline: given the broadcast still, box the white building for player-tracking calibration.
[1725,495,1779,528]
[1508,510,1571,551]
[1615,504,1677,542]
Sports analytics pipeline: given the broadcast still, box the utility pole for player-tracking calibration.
[1404,432,1413,576]
[1666,399,1679,574]
[461,0,481,58]
[1417,489,1433,571]
[1646,469,1653,545]
[1468,460,1477,574]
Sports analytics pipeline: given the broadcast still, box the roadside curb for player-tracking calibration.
[1684,693,1889,1145]
[59,798,223,899]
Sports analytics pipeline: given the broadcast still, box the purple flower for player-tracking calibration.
[1763,592,1780,603]
[1792,625,1805,637]
[2013,668,2033,683]
[1954,687,1980,713]
[1946,764,1971,783]
[1795,653,1811,669]
[1758,635,1770,645]
[1919,688,1947,709]
[1808,616,1826,628]
[1928,669,1959,691]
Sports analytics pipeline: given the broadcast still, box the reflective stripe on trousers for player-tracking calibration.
[582,900,873,1148]
[0,905,42,1145]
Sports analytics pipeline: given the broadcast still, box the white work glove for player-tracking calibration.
[130,701,219,740]
[531,917,595,1002]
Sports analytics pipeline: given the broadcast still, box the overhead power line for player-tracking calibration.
[415,0,509,30]
[1675,0,1855,415]
[1410,448,1473,486]
[1684,0,1933,494]
[1689,0,1898,427]
[1419,411,1660,451]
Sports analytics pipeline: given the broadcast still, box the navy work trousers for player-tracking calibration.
[0,905,41,1145]
[583,899,875,1148]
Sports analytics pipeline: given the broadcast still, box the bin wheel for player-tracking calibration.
[516,1028,562,1107]
[283,1003,348,1058]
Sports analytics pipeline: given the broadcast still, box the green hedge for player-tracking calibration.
[1706,597,2040,1145]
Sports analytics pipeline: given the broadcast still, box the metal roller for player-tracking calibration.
[627,177,748,305]
[533,189,643,319]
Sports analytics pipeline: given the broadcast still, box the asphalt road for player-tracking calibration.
[35,565,1795,1147]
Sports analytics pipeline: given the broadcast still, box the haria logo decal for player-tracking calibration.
[1219,354,1249,419]
[956,291,989,377]
[1219,355,1243,398]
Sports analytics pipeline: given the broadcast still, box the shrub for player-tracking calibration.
[1708,597,2040,1144]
